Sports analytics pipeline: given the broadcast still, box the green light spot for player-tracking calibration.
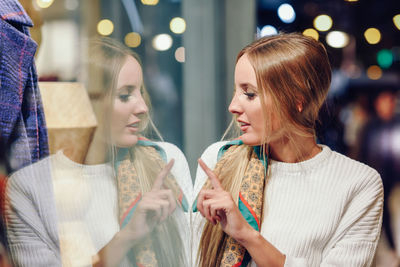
[377,49,393,69]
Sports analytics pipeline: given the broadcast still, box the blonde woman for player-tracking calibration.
[192,33,383,267]
[5,38,192,267]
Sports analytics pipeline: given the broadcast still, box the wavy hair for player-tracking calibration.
[198,33,332,267]
[88,37,186,267]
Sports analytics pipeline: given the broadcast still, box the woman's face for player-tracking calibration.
[229,54,279,146]
[111,56,148,147]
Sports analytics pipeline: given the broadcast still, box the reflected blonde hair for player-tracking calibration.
[198,33,332,267]
[89,38,186,266]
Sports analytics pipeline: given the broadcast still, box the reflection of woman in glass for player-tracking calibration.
[192,33,383,266]
[6,38,191,267]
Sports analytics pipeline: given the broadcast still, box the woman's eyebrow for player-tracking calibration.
[239,82,257,91]
[116,85,136,93]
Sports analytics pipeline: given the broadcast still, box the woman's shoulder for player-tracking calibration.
[193,141,230,193]
[324,146,382,190]
[153,142,189,168]
[154,141,193,198]
[7,155,55,194]
[153,141,184,156]
[199,141,230,161]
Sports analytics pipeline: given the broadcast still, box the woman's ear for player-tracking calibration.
[297,102,303,113]
[295,94,304,113]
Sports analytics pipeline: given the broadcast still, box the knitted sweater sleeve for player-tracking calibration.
[5,163,62,267]
[285,167,384,267]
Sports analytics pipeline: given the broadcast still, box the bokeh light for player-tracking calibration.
[377,49,393,69]
[36,0,54,9]
[170,17,186,34]
[367,65,382,80]
[175,47,185,63]
[393,14,400,30]
[277,4,296,23]
[313,15,333,32]
[260,25,278,37]
[97,19,114,36]
[364,28,381,44]
[124,32,141,48]
[152,34,173,51]
[303,28,319,40]
[326,31,349,48]
[141,0,159,5]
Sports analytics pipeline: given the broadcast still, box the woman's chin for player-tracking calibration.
[240,135,263,146]
[114,136,139,148]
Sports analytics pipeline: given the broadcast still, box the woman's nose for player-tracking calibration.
[134,95,148,115]
[228,92,242,115]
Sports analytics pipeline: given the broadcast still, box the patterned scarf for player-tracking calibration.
[198,140,267,267]
[116,139,188,267]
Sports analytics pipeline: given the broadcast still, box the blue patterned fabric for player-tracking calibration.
[0,0,49,173]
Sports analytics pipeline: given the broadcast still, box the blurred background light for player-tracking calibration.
[170,17,186,34]
[377,49,393,69]
[277,3,296,23]
[344,64,362,79]
[303,28,319,40]
[326,31,349,48]
[97,19,114,36]
[364,28,381,44]
[260,25,278,37]
[393,46,400,61]
[393,14,400,30]
[313,14,333,31]
[152,34,173,51]
[141,0,159,5]
[366,65,382,80]
[175,47,185,63]
[64,0,79,11]
[124,32,141,48]
[36,0,54,9]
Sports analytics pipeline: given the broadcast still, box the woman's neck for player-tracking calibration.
[268,135,321,163]
[84,129,109,165]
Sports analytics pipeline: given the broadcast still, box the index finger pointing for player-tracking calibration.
[152,159,174,191]
[198,159,222,190]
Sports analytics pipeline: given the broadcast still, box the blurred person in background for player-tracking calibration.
[5,38,192,267]
[359,90,400,263]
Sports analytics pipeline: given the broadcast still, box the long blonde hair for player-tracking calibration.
[89,37,186,266]
[198,33,332,267]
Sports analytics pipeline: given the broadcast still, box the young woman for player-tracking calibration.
[5,38,192,267]
[193,33,383,267]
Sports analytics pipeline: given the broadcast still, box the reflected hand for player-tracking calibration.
[124,159,177,241]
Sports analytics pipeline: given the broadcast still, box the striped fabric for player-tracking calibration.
[0,0,49,173]
[192,142,383,267]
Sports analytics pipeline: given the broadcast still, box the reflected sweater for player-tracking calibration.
[6,142,193,267]
[192,142,383,267]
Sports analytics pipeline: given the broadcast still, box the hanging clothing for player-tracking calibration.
[0,0,49,174]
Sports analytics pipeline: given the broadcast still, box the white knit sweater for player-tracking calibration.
[6,142,193,267]
[192,142,383,267]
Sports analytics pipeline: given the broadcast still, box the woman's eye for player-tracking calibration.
[118,94,131,102]
[244,92,256,99]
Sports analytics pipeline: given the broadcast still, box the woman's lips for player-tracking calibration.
[240,125,249,132]
[239,121,250,132]
[126,123,139,132]
[126,126,138,133]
